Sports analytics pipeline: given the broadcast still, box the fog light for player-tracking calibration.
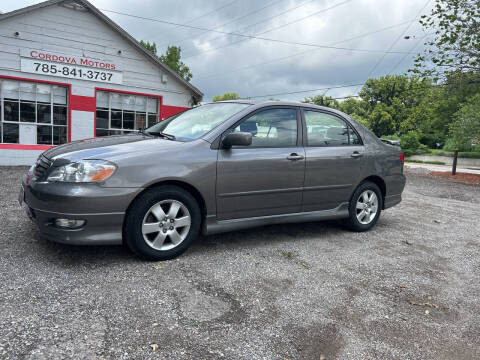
[54,218,86,229]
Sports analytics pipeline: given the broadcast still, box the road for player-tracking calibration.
[406,162,480,174]
[0,166,479,359]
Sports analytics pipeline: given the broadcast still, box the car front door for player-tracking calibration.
[216,107,305,220]
[301,109,365,212]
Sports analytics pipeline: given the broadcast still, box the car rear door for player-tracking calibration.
[301,109,365,212]
[216,106,305,220]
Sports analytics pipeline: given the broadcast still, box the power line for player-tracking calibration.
[182,0,354,59]
[178,0,318,55]
[194,19,416,81]
[101,6,417,56]
[388,33,429,74]
[356,0,431,94]
[157,0,285,49]
[184,0,239,24]
[248,83,364,99]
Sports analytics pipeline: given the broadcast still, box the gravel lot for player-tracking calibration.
[1,166,479,360]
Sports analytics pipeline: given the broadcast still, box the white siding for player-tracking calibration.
[0,149,43,165]
[0,1,200,165]
[71,110,94,141]
[0,2,196,106]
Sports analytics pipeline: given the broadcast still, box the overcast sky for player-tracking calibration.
[1,0,432,101]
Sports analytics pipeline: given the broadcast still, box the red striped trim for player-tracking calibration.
[70,94,96,112]
[161,105,188,119]
[0,144,53,150]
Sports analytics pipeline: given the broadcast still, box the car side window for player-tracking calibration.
[349,126,361,145]
[231,108,297,148]
[304,110,359,147]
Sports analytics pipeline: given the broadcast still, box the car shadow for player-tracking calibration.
[29,219,349,265]
[31,230,138,266]
[189,220,346,254]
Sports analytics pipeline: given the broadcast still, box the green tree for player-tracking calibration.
[367,104,396,137]
[357,75,434,136]
[212,92,241,102]
[412,0,480,78]
[400,131,422,155]
[427,72,480,146]
[140,41,193,82]
[338,98,369,127]
[140,40,157,56]
[302,95,340,108]
[159,46,193,82]
[449,93,480,151]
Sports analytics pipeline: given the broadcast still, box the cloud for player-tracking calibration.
[2,0,432,101]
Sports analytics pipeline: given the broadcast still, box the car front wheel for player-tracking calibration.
[124,186,201,260]
[346,181,382,232]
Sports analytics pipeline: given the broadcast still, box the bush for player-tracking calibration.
[403,149,416,157]
[400,131,421,152]
[442,138,454,151]
[443,138,473,152]
[449,93,480,152]
[416,143,431,154]
[419,133,444,149]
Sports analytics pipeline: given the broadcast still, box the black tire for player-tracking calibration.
[124,185,201,261]
[346,181,383,232]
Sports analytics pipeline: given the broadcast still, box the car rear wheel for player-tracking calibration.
[346,181,382,232]
[124,186,201,260]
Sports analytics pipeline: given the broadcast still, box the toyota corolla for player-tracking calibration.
[20,101,405,260]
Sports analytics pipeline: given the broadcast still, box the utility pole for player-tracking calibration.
[452,149,458,175]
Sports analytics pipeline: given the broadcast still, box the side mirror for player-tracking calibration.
[221,132,252,148]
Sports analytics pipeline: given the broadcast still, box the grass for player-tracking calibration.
[427,149,480,159]
[405,159,446,165]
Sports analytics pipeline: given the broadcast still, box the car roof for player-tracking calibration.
[210,100,348,116]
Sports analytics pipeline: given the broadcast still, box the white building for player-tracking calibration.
[0,0,203,165]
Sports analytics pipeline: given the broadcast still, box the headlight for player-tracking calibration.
[47,160,116,183]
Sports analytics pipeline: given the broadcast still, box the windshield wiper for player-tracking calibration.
[138,127,149,136]
[146,131,176,141]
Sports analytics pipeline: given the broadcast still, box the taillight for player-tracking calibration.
[400,153,405,164]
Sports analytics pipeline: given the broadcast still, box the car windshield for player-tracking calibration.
[146,103,251,141]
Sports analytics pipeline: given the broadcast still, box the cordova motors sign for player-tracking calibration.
[20,49,123,84]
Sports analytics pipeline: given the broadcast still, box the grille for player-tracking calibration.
[33,155,53,180]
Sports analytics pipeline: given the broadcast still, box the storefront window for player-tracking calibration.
[95,91,159,136]
[0,80,68,145]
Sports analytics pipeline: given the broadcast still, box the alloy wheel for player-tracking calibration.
[141,199,191,251]
[355,190,378,225]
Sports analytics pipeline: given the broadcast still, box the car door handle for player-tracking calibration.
[286,153,305,161]
[351,151,363,158]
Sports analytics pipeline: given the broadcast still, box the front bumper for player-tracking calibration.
[21,175,141,245]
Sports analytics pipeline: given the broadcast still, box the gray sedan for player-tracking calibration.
[20,101,405,260]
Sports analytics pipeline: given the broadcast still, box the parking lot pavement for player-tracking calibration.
[0,166,479,360]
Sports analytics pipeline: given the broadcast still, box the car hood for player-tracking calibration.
[43,134,185,162]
